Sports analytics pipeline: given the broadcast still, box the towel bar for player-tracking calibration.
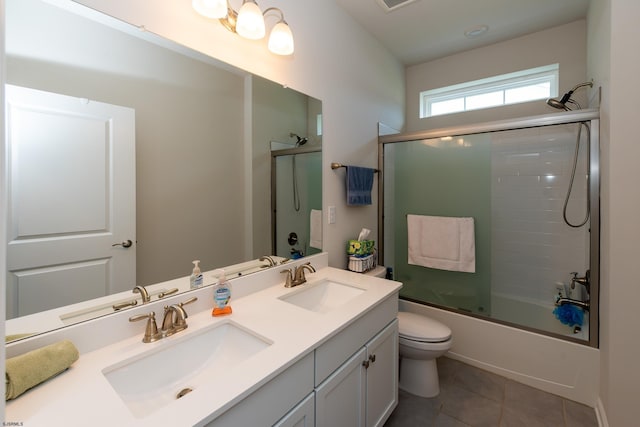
[331,162,379,172]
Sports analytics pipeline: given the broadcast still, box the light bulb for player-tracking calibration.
[236,1,265,40]
[268,21,294,55]
[192,0,227,19]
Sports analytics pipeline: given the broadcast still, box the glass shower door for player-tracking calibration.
[382,119,596,343]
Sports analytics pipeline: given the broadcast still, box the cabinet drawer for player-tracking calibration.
[314,293,398,386]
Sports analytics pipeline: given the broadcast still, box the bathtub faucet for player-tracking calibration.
[555,297,590,311]
[571,270,590,292]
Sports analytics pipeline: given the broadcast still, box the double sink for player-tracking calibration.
[102,278,366,418]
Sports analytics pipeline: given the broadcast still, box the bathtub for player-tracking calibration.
[399,299,599,407]
[491,293,589,341]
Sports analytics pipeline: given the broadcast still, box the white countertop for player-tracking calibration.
[5,257,401,427]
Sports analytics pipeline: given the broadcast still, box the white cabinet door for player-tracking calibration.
[315,347,366,427]
[5,84,136,317]
[274,392,315,427]
[365,319,399,427]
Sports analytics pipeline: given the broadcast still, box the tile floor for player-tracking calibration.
[384,357,598,427]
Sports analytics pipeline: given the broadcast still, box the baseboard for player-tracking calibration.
[595,398,609,427]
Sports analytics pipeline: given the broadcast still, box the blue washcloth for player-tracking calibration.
[346,166,375,206]
[553,304,584,327]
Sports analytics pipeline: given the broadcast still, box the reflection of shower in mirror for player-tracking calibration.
[290,132,309,212]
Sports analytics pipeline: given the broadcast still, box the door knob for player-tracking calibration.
[112,239,133,248]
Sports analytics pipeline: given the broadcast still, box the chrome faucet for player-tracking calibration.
[133,285,150,303]
[556,297,590,311]
[571,270,590,291]
[292,262,316,286]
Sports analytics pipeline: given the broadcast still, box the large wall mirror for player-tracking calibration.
[4,0,322,339]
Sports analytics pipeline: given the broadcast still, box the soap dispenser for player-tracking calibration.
[212,269,232,316]
[190,260,203,289]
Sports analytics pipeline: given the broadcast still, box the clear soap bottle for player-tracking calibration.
[190,260,203,289]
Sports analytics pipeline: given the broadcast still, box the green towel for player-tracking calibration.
[5,340,79,400]
[5,333,35,343]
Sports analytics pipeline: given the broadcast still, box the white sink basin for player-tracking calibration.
[102,320,272,418]
[279,279,366,313]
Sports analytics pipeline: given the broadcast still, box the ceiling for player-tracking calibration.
[334,0,591,66]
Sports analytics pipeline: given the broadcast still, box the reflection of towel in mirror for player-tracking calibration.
[5,340,79,400]
[346,166,375,206]
[407,214,475,273]
[310,209,322,249]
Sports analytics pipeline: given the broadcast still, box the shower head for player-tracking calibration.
[546,81,593,111]
[546,98,569,110]
[290,132,308,147]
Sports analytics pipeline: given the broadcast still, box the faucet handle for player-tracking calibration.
[177,296,198,308]
[113,299,138,311]
[281,268,293,287]
[158,288,179,299]
[129,312,161,343]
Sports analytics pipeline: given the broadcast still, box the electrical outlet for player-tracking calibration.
[328,206,336,224]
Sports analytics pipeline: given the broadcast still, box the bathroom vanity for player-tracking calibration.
[5,253,402,426]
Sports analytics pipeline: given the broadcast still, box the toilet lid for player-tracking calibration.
[397,311,452,343]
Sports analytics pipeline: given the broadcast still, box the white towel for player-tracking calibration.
[407,214,475,273]
[310,209,323,249]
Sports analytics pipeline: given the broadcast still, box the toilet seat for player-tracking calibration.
[398,311,452,343]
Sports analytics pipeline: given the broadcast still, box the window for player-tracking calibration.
[420,64,559,118]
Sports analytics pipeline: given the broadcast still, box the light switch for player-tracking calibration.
[328,206,336,224]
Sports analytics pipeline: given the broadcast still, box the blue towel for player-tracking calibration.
[346,166,375,206]
[553,304,584,327]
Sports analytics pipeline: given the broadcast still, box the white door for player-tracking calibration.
[5,84,136,318]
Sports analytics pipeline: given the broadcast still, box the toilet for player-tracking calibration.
[397,311,452,398]
[364,267,453,398]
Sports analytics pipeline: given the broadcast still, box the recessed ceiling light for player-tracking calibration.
[464,25,489,39]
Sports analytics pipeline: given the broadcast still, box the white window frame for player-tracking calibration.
[420,64,559,118]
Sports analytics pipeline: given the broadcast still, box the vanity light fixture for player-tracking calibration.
[192,0,294,55]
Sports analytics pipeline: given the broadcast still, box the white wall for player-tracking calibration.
[588,0,640,424]
[72,0,406,270]
[490,125,589,308]
[406,20,587,132]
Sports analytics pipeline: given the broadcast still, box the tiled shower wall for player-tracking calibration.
[490,124,590,307]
